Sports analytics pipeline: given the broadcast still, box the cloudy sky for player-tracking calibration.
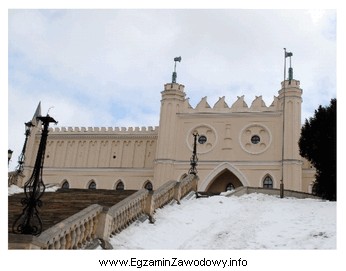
[6,8,336,169]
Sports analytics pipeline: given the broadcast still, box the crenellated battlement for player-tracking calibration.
[184,95,280,113]
[48,126,159,134]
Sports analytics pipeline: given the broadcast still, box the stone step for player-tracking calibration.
[8,189,136,233]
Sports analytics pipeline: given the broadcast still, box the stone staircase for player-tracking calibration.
[8,174,199,249]
[8,189,136,233]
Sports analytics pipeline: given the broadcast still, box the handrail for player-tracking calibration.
[179,174,198,199]
[36,204,103,249]
[106,189,149,237]
[152,180,177,210]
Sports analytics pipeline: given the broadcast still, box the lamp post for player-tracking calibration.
[16,121,35,173]
[12,114,57,235]
[189,133,198,175]
[8,149,13,166]
[188,132,207,175]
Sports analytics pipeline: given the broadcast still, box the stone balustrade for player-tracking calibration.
[228,186,320,199]
[8,171,24,187]
[179,174,198,199]
[8,174,199,249]
[10,174,318,250]
[152,180,177,210]
[8,171,17,186]
[147,175,199,219]
[96,189,149,240]
[36,204,103,249]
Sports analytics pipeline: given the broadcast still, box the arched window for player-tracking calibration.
[116,181,125,191]
[225,183,235,191]
[88,181,96,190]
[144,181,153,191]
[62,180,69,189]
[263,175,273,188]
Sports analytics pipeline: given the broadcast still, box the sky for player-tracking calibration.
[5,7,337,170]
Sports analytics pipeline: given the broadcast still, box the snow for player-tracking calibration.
[8,184,60,195]
[6,186,341,270]
[7,186,336,250]
[109,193,336,250]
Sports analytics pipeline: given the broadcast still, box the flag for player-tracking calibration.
[285,51,293,58]
[174,56,182,62]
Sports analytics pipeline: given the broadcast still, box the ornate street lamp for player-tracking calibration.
[12,114,57,235]
[8,149,13,166]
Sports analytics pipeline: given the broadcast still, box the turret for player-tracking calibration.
[278,51,303,191]
[153,57,185,187]
[278,79,302,161]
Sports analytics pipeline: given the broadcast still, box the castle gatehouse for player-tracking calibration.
[17,76,315,194]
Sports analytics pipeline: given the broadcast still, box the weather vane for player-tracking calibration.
[172,56,182,83]
[284,48,293,82]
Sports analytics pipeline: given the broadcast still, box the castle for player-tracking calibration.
[16,71,315,194]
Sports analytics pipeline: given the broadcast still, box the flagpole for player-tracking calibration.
[280,48,287,198]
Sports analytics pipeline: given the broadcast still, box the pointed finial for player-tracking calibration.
[33,101,41,118]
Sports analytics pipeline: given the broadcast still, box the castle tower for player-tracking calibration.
[278,78,303,191]
[153,82,186,187]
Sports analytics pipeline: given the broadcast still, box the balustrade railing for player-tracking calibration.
[152,180,177,210]
[8,171,24,187]
[179,174,198,198]
[9,174,199,249]
[36,204,103,249]
[106,189,149,237]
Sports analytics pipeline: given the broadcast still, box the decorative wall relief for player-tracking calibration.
[223,124,232,150]
[187,124,217,154]
[239,123,272,154]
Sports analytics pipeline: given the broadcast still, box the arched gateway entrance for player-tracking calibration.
[206,169,243,193]
[199,162,249,193]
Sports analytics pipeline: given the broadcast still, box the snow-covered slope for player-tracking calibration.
[109,193,336,249]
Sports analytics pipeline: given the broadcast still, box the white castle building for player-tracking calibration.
[16,67,315,194]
